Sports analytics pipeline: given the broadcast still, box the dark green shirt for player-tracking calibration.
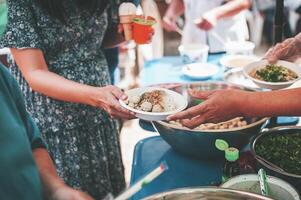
[0,63,45,200]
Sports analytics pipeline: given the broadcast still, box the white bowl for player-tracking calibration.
[221,174,300,200]
[119,87,188,121]
[225,41,255,55]
[243,60,301,90]
[182,63,219,80]
[178,43,209,63]
[220,55,259,69]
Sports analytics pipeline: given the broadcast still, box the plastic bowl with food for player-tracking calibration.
[243,60,301,90]
[220,54,259,69]
[151,82,269,159]
[221,174,300,200]
[119,87,188,121]
[182,63,219,80]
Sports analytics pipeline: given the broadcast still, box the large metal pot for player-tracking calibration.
[152,82,269,159]
[143,187,273,200]
[250,126,301,192]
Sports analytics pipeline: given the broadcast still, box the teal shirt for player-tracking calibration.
[0,63,45,200]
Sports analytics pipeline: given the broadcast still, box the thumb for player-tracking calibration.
[189,89,215,100]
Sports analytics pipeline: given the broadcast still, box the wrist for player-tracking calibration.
[85,86,100,107]
[236,91,252,117]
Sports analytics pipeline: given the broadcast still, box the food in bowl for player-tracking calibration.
[169,117,248,130]
[255,132,301,175]
[250,64,298,82]
[125,90,176,113]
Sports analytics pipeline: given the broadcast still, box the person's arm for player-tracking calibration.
[168,88,301,128]
[10,48,134,119]
[162,0,185,32]
[33,148,93,200]
[195,0,251,30]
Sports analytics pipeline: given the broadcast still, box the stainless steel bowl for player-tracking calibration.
[143,187,273,200]
[251,126,301,192]
[152,82,269,159]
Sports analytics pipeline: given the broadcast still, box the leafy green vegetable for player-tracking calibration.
[255,64,298,82]
[255,132,301,175]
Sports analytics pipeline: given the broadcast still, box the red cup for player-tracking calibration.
[132,16,156,44]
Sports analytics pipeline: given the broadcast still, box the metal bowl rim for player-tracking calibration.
[155,117,269,133]
[142,186,273,200]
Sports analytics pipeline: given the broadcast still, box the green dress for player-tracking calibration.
[0,0,125,199]
[0,63,45,200]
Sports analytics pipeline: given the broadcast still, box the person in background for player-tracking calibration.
[0,61,93,200]
[0,0,152,199]
[163,0,251,52]
[254,0,293,44]
[103,0,140,84]
[168,33,301,128]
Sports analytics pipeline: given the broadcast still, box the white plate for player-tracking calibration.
[220,55,259,68]
[182,63,219,80]
[243,60,301,90]
[119,87,188,121]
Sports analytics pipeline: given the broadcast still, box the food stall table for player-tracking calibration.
[130,136,224,200]
[139,55,299,126]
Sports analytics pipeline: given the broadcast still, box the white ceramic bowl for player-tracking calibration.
[119,87,188,121]
[220,55,259,69]
[178,43,209,63]
[221,174,300,200]
[182,63,219,80]
[243,60,301,90]
[225,41,255,55]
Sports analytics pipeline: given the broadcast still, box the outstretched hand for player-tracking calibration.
[167,89,248,128]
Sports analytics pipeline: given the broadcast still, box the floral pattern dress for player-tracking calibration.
[0,0,125,199]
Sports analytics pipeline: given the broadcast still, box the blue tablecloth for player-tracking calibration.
[140,54,225,86]
[130,136,223,200]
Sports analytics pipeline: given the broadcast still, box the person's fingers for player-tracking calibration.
[167,103,206,121]
[111,86,128,100]
[110,111,136,120]
[181,115,207,129]
[189,89,215,100]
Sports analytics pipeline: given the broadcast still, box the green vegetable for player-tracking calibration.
[255,132,301,175]
[255,64,298,82]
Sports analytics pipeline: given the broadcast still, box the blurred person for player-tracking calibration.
[254,0,293,44]
[168,33,301,128]
[0,62,93,200]
[0,0,152,199]
[103,0,140,84]
[163,0,251,52]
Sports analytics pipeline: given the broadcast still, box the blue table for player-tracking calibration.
[140,54,225,86]
[130,136,223,200]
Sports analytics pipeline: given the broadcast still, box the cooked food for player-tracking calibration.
[250,64,298,82]
[126,90,176,113]
[255,132,301,175]
[169,117,248,130]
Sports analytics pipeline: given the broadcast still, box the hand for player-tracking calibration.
[167,89,248,128]
[50,186,94,200]
[91,85,135,119]
[162,15,178,32]
[194,11,218,31]
[264,33,301,63]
